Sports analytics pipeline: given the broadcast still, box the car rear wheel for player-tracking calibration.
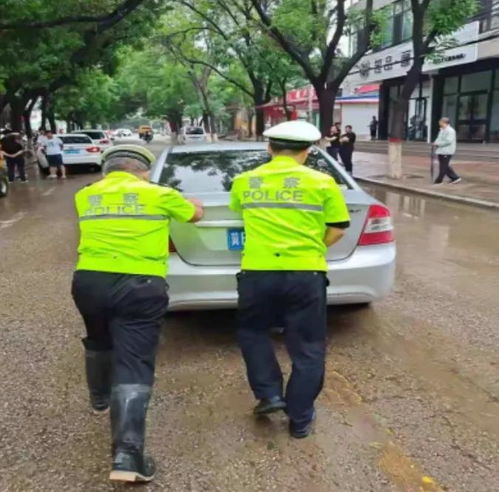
[0,176,9,197]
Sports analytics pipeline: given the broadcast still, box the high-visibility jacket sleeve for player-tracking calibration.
[159,188,196,223]
[323,179,350,224]
[229,177,242,213]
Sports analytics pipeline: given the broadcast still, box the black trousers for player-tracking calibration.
[339,148,353,173]
[435,154,460,183]
[6,156,26,182]
[237,271,327,426]
[326,146,340,161]
[72,271,169,386]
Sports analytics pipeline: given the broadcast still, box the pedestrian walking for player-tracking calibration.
[44,130,66,179]
[369,116,378,140]
[1,133,27,183]
[433,117,461,185]
[339,125,356,175]
[230,120,350,439]
[325,123,341,160]
[71,145,203,483]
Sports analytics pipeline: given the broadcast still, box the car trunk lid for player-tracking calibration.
[170,190,371,266]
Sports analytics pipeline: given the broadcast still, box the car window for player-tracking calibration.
[185,127,205,135]
[60,135,92,144]
[160,149,350,193]
[78,131,104,140]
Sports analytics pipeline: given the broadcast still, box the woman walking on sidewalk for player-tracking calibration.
[433,118,461,185]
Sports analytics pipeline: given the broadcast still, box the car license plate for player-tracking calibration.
[65,149,80,154]
[227,228,245,251]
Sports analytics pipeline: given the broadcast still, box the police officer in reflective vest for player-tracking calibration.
[230,121,350,438]
[72,145,203,482]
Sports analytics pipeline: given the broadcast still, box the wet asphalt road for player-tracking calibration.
[0,143,498,491]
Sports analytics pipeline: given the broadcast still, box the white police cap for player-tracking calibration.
[263,120,322,144]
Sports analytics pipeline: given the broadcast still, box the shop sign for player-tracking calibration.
[346,21,479,85]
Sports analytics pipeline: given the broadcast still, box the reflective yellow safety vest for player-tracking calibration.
[75,171,195,277]
[230,155,350,271]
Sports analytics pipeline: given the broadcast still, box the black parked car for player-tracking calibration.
[0,164,9,197]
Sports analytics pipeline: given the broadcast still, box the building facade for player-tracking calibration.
[344,0,499,143]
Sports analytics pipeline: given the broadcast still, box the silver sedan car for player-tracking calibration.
[150,142,396,311]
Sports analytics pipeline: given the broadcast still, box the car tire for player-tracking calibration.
[0,176,9,197]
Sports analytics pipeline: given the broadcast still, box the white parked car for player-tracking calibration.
[118,129,133,138]
[179,126,208,144]
[60,134,102,167]
[72,129,112,152]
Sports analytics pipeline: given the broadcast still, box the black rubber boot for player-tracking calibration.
[109,384,156,483]
[83,340,112,414]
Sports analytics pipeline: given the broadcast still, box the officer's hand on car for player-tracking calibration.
[188,198,204,222]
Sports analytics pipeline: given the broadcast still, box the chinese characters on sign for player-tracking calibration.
[359,53,406,78]
[401,50,411,67]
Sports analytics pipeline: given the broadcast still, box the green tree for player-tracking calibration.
[387,0,478,178]
[249,0,377,136]
[168,0,305,137]
[0,0,149,30]
[53,69,120,129]
[0,0,164,133]
[112,46,199,133]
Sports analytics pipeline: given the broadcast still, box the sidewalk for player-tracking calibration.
[353,152,499,209]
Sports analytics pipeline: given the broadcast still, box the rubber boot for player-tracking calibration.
[83,340,112,414]
[109,384,156,483]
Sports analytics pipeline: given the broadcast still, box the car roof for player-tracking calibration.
[170,141,267,154]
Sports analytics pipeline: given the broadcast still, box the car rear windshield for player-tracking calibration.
[160,149,350,193]
[79,131,105,140]
[185,127,205,135]
[60,135,92,144]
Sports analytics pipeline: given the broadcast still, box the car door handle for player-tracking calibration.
[195,220,244,228]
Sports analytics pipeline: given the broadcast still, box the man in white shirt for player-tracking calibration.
[433,117,461,185]
[44,130,66,179]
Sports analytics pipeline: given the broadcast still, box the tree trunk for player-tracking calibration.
[279,80,293,121]
[388,64,422,179]
[199,86,218,143]
[23,98,37,140]
[253,82,268,140]
[9,96,24,132]
[48,107,57,133]
[316,86,336,137]
[41,93,49,130]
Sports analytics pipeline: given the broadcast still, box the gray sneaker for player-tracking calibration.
[450,178,462,184]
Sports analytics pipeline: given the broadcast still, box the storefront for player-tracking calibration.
[378,76,431,141]
[432,59,499,142]
[345,17,482,143]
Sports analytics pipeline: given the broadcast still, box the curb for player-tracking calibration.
[355,176,499,211]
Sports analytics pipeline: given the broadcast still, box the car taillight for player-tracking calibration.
[100,139,110,144]
[169,239,177,253]
[86,146,101,153]
[358,204,394,246]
